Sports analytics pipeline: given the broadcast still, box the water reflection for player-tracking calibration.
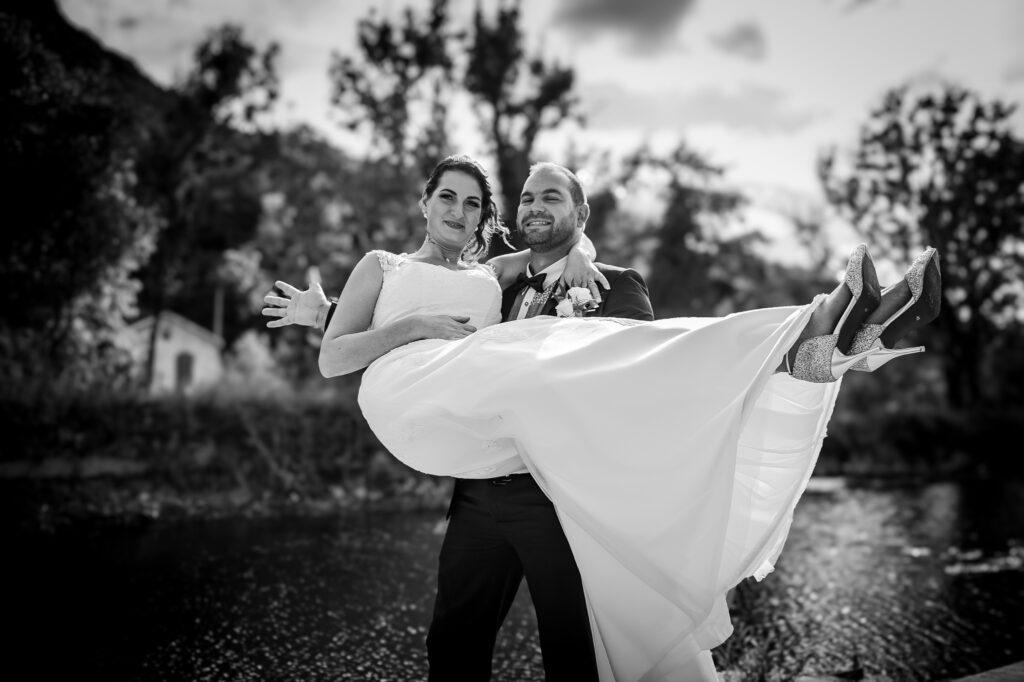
[717,479,1024,680]
[6,481,1023,681]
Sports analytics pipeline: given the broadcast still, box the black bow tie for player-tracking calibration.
[515,271,547,293]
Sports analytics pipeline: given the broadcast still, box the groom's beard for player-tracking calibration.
[520,214,576,252]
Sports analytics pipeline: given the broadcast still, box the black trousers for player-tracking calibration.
[426,475,599,682]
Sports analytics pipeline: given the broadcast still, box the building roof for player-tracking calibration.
[126,310,225,349]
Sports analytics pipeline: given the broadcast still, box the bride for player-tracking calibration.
[263,155,941,680]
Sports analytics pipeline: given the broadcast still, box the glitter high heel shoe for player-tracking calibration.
[786,243,883,383]
[848,247,941,372]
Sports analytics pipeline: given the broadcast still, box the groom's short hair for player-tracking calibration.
[528,161,587,207]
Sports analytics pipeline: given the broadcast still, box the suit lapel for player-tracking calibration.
[538,293,559,317]
[501,285,523,322]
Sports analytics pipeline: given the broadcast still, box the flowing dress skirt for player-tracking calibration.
[358,295,840,681]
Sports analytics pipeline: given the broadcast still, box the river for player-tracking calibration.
[6,478,1023,681]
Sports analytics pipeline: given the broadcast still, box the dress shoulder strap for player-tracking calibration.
[466,261,498,280]
[369,250,406,273]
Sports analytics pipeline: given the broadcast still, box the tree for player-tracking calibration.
[586,144,801,318]
[464,1,580,252]
[246,126,367,384]
[325,0,458,262]
[134,24,281,383]
[327,0,580,257]
[819,84,1024,407]
[0,1,162,388]
[328,0,455,180]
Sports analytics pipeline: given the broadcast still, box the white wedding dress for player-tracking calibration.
[356,251,842,681]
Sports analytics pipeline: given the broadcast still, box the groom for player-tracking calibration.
[263,162,654,680]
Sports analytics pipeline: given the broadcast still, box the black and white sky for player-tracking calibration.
[60,0,1024,261]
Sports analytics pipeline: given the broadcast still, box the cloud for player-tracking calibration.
[709,21,766,61]
[826,0,895,11]
[116,15,140,30]
[1005,63,1024,84]
[553,0,697,47]
[580,82,819,134]
[1007,5,1024,84]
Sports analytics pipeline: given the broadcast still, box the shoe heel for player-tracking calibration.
[832,347,882,378]
[858,345,925,372]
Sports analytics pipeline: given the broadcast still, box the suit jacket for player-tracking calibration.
[501,262,655,323]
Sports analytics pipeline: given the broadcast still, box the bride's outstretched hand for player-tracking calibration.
[262,266,330,328]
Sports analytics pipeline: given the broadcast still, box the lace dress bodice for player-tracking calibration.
[368,250,502,332]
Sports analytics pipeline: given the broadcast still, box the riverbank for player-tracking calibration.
[3,453,1013,533]
[4,388,1023,532]
[0,464,454,534]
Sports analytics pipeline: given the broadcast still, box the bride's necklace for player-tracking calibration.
[426,233,464,265]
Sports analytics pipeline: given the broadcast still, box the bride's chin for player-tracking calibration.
[440,233,472,248]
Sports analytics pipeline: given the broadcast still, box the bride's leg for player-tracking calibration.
[776,244,883,383]
[846,247,942,372]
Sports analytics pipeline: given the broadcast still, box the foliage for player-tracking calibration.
[328,0,454,179]
[6,384,1021,530]
[2,5,293,390]
[325,0,459,262]
[327,0,580,256]
[219,330,294,399]
[464,1,580,246]
[575,143,827,318]
[0,6,162,387]
[1,388,451,517]
[247,126,443,384]
[133,23,281,366]
[183,24,280,132]
[13,1,1020,427]
[819,84,1024,407]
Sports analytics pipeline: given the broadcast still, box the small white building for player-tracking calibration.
[120,311,224,394]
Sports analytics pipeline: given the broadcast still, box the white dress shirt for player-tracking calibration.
[513,256,568,320]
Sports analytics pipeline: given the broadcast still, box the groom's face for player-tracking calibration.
[517,168,583,252]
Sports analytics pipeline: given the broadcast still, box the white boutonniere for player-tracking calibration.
[555,286,599,318]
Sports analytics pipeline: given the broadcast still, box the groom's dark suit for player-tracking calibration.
[426,263,654,682]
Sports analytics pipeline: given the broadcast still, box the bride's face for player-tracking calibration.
[421,171,483,248]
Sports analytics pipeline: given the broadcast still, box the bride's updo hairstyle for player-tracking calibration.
[422,154,512,262]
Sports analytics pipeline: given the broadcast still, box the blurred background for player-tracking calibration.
[2,1,1023,680]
